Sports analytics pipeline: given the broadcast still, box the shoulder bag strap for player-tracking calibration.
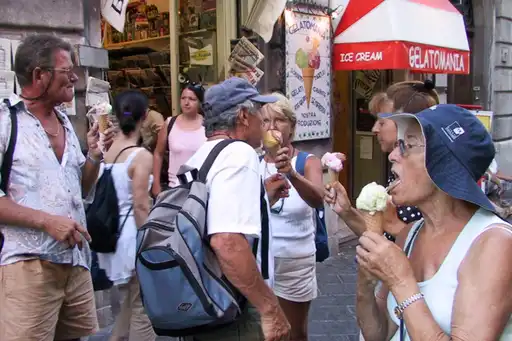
[198,139,240,182]
[112,145,138,234]
[0,99,19,194]
[258,181,270,279]
[112,145,139,164]
[166,115,178,152]
[400,221,424,341]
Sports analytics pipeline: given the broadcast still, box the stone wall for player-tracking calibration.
[493,0,512,173]
[0,0,103,150]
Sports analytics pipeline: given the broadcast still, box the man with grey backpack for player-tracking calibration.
[136,77,291,341]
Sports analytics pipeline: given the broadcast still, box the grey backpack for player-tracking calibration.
[136,139,269,337]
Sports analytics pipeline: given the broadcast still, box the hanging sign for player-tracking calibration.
[286,12,331,141]
[101,0,129,33]
[470,110,493,132]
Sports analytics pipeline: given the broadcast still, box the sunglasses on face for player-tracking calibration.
[185,81,205,93]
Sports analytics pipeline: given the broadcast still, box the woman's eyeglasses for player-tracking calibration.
[394,139,425,156]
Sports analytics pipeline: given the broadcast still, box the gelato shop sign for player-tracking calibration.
[285,12,331,141]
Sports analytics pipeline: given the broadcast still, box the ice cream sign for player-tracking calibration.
[285,12,331,141]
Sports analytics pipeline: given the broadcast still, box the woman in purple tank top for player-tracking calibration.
[151,83,207,196]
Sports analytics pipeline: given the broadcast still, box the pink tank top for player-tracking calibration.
[167,119,206,187]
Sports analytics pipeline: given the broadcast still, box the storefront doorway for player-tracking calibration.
[102,0,235,119]
[351,70,392,200]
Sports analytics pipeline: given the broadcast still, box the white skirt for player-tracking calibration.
[273,254,318,302]
[97,215,137,286]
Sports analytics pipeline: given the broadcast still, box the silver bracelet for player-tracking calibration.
[394,292,424,319]
[87,154,103,166]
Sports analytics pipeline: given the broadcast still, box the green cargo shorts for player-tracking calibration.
[183,305,264,341]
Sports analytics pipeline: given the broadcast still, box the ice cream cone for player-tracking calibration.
[328,169,339,184]
[98,114,109,133]
[267,145,281,157]
[361,210,384,234]
[263,130,282,156]
[302,68,315,108]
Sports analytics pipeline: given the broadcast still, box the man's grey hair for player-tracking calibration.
[14,34,73,87]
[204,100,260,137]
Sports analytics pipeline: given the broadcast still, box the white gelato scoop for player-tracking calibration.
[356,182,390,215]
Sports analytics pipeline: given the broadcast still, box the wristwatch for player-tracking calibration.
[394,292,424,319]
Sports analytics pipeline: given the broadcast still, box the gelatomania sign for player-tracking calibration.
[333,41,470,74]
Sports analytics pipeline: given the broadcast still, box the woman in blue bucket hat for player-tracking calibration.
[330,104,512,340]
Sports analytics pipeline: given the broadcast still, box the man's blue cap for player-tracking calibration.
[388,104,496,212]
[203,77,278,118]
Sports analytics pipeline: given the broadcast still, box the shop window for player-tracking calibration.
[103,1,173,117]
[178,0,218,86]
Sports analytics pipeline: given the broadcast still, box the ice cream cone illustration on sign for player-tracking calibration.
[295,36,321,108]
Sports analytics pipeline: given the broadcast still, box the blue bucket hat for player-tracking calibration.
[388,104,496,212]
[203,77,278,118]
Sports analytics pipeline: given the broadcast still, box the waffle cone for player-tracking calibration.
[361,210,384,234]
[267,145,280,156]
[302,68,315,108]
[98,114,109,133]
[328,169,339,184]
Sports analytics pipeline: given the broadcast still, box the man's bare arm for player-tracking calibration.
[0,196,48,229]
[210,233,281,315]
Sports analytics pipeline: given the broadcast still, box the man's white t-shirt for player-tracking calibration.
[185,139,274,287]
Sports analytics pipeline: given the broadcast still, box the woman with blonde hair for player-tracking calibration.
[329,80,440,239]
[260,92,325,341]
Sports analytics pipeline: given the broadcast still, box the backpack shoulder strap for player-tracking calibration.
[112,145,139,164]
[259,181,270,279]
[198,139,240,182]
[295,151,309,176]
[0,99,19,194]
[166,115,178,152]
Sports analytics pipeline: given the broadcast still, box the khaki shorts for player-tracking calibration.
[0,259,98,341]
[185,305,263,341]
[273,254,318,303]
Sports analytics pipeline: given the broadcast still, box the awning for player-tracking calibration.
[333,0,470,74]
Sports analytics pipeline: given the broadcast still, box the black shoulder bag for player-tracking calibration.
[0,99,19,253]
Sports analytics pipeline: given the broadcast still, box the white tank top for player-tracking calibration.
[259,155,315,258]
[97,148,153,285]
[387,208,512,340]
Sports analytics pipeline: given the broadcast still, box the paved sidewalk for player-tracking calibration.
[87,241,359,341]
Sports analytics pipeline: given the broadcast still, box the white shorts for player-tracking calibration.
[273,254,318,302]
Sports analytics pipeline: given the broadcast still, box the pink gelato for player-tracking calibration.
[321,152,344,172]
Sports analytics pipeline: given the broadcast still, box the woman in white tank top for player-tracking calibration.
[327,105,512,340]
[260,93,325,341]
[97,90,156,341]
